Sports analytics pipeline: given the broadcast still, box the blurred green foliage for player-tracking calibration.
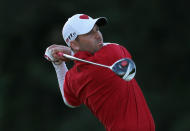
[0,0,190,130]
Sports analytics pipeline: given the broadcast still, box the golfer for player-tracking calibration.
[44,14,155,131]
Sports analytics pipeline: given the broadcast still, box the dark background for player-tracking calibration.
[0,0,190,130]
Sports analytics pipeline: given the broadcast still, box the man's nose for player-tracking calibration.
[95,31,101,39]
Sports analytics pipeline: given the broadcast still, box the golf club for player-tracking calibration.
[58,52,136,81]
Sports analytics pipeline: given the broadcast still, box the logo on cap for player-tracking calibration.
[66,32,77,43]
[79,14,89,19]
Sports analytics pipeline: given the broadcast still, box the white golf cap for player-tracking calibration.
[62,14,107,46]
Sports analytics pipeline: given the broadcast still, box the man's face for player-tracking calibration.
[73,24,103,54]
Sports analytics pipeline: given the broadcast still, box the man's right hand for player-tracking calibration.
[44,44,72,64]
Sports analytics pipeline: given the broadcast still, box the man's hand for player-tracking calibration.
[44,44,72,64]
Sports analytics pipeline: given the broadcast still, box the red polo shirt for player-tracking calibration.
[63,43,155,131]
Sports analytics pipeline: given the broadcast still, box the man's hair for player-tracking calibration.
[75,36,80,42]
[69,36,79,51]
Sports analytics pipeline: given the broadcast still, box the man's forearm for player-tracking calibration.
[53,62,68,99]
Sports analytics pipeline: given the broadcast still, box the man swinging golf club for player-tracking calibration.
[44,14,155,131]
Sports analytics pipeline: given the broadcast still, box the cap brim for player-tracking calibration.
[95,17,108,27]
[78,17,108,36]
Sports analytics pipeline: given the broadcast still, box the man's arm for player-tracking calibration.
[44,44,76,107]
[52,62,68,99]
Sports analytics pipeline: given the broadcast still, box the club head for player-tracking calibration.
[111,58,136,81]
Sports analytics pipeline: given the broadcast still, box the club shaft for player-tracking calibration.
[63,54,110,69]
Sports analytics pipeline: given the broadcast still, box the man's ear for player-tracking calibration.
[70,40,80,53]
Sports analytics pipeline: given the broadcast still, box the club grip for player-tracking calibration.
[62,54,77,60]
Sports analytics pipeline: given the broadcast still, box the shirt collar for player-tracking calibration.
[73,51,93,64]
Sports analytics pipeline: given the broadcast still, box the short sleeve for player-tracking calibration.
[63,73,82,108]
[91,43,132,66]
[119,45,132,59]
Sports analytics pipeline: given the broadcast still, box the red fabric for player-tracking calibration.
[63,44,155,131]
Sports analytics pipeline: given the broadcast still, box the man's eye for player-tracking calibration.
[90,30,94,34]
[87,30,93,35]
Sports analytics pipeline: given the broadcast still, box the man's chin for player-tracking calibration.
[97,43,103,50]
[97,41,103,47]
